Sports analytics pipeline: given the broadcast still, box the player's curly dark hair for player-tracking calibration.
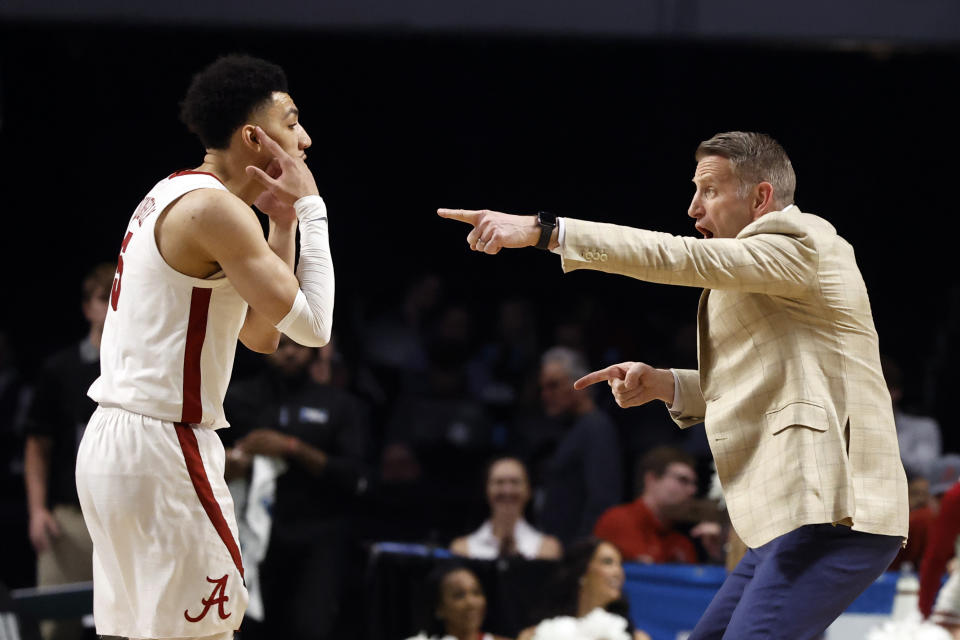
[179,54,288,150]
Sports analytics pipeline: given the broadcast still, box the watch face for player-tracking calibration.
[538,211,557,226]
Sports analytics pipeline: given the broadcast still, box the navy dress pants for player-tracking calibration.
[689,523,903,640]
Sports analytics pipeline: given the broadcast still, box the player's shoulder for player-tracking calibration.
[171,185,258,235]
[176,185,248,214]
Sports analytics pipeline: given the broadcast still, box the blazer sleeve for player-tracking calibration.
[559,214,819,297]
[669,368,706,428]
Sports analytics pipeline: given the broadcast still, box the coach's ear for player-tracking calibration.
[752,181,776,218]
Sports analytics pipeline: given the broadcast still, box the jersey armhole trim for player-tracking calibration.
[168,170,225,185]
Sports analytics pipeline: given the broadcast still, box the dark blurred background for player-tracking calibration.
[1,2,959,636]
[2,6,957,421]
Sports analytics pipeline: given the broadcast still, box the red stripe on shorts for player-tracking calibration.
[181,287,212,424]
[174,423,245,579]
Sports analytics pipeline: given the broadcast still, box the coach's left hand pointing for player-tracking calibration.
[437,208,558,253]
[575,361,675,409]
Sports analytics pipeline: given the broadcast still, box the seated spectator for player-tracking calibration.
[407,562,509,640]
[889,470,941,572]
[910,474,934,511]
[534,346,622,547]
[594,446,723,564]
[466,297,540,414]
[360,440,447,544]
[385,303,495,493]
[450,456,562,560]
[919,454,960,636]
[882,355,943,478]
[517,538,651,640]
[363,272,441,376]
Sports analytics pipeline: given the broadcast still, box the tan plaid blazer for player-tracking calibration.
[560,206,908,548]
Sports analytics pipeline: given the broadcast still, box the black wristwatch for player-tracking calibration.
[535,210,557,250]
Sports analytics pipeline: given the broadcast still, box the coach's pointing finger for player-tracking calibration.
[439,208,549,252]
[573,364,629,390]
[437,208,482,225]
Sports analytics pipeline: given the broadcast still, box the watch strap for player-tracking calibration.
[536,211,557,250]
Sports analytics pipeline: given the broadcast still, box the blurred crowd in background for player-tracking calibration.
[0,259,957,640]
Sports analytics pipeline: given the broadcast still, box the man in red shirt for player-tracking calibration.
[594,446,720,563]
[919,454,960,636]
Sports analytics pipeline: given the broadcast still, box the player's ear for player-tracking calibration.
[242,125,260,150]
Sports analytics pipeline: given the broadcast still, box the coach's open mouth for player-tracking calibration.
[696,225,714,239]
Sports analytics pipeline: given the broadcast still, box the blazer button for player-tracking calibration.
[600,253,608,262]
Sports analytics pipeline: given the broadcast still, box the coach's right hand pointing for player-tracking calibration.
[575,361,675,409]
[437,209,558,253]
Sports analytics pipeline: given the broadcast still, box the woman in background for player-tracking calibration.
[450,456,561,560]
[408,562,511,640]
[517,537,651,640]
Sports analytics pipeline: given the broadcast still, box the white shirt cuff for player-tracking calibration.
[549,217,566,254]
[668,369,683,415]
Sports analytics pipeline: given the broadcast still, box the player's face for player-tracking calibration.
[437,569,486,635]
[256,91,312,159]
[581,542,625,606]
[687,155,755,239]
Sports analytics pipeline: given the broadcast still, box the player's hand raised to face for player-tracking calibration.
[437,208,541,254]
[252,157,298,225]
[574,361,676,409]
[246,126,320,206]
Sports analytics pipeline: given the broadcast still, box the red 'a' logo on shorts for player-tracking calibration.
[184,574,232,622]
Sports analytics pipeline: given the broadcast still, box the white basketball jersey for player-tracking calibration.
[88,171,248,429]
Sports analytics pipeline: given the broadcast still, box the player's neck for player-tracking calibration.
[195,151,263,205]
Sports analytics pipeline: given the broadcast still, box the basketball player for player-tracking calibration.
[75,55,333,640]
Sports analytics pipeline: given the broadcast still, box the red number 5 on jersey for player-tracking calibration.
[110,231,134,311]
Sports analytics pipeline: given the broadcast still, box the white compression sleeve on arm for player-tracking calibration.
[274,195,334,347]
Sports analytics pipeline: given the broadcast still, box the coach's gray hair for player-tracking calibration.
[696,131,796,210]
[541,346,590,382]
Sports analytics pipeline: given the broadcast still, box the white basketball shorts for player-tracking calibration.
[76,406,248,639]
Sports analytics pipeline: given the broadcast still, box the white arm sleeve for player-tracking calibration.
[274,195,334,347]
